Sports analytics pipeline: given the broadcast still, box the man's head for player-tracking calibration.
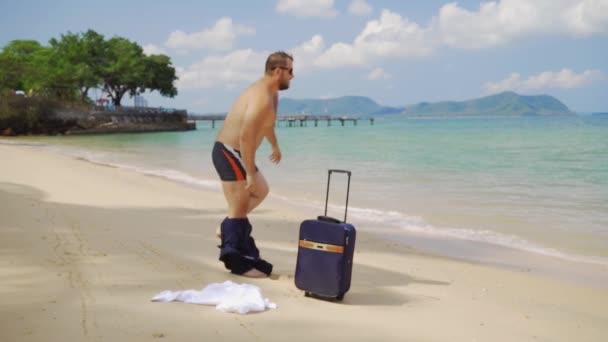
[265,51,294,91]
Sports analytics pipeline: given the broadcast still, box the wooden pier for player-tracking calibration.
[189,114,374,128]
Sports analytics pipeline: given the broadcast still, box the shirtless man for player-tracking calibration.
[212,51,294,278]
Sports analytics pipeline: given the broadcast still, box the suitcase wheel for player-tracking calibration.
[303,291,345,301]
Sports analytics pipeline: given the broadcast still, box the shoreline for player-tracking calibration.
[1,143,608,341]
[2,137,607,289]
[378,229,608,289]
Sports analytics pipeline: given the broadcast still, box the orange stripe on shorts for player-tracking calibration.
[221,149,245,181]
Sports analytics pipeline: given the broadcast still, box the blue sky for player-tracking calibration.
[1,0,607,113]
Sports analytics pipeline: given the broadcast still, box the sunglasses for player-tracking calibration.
[278,66,293,75]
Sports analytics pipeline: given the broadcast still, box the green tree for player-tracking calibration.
[100,37,146,106]
[142,54,178,98]
[32,43,84,100]
[1,31,178,107]
[49,30,105,102]
[100,37,178,106]
[0,40,47,91]
[0,53,21,90]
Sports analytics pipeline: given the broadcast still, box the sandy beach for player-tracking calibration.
[1,143,607,342]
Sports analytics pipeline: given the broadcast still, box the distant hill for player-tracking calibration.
[401,91,573,117]
[278,96,402,116]
[277,91,573,117]
[210,92,573,117]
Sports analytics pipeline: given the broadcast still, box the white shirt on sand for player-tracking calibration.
[151,280,277,314]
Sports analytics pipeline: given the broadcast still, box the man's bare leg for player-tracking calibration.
[216,172,269,237]
[242,268,267,278]
[218,174,270,278]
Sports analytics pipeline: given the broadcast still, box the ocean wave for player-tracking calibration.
[278,198,608,267]
[108,164,221,191]
[345,205,608,267]
[0,140,48,147]
[7,139,606,267]
[31,142,222,192]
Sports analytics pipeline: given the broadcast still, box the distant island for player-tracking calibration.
[401,91,573,117]
[278,91,575,118]
[278,96,401,116]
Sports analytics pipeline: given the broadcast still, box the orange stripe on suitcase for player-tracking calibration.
[299,240,344,254]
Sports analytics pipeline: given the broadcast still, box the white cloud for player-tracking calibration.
[348,0,373,16]
[176,49,266,89]
[276,0,338,18]
[566,0,608,35]
[165,17,255,51]
[436,0,608,49]
[295,1,608,70]
[289,34,325,71]
[315,10,436,67]
[484,68,605,93]
[174,1,608,87]
[142,44,166,56]
[366,68,391,80]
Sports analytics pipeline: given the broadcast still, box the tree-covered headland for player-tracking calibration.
[0,30,178,135]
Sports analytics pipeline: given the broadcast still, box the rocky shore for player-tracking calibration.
[56,108,196,135]
[1,105,196,136]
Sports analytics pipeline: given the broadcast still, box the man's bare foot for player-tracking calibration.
[241,268,268,278]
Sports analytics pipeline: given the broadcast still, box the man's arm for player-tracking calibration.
[266,92,281,164]
[266,129,281,164]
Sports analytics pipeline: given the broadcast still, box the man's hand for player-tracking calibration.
[269,146,282,164]
[245,174,256,193]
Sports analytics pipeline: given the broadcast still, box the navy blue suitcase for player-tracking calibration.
[295,169,356,300]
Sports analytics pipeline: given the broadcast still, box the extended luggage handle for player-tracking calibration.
[321,169,352,223]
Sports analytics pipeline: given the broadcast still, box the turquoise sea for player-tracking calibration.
[5,115,608,284]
